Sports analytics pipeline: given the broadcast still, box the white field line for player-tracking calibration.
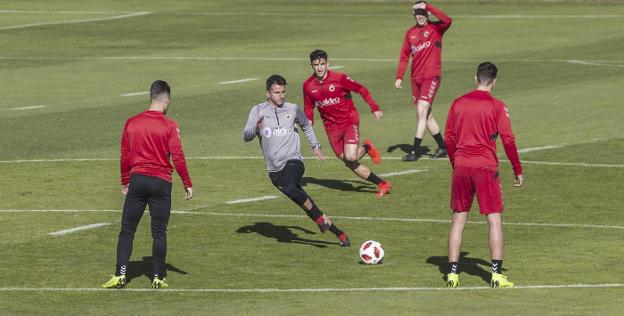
[0,209,119,213]
[224,195,279,204]
[0,157,621,168]
[379,156,624,168]
[11,105,46,111]
[48,222,111,236]
[376,169,427,178]
[218,78,258,85]
[0,158,116,163]
[0,10,138,15]
[1,10,623,19]
[190,212,624,230]
[0,56,622,65]
[328,65,345,69]
[567,60,624,68]
[171,11,624,19]
[120,91,148,97]
[3,209,622,230]
[188,156,265,160]
[0,12,151,31]
[1,283,623,293]
[516,160,623,168]
[517,145,564,154]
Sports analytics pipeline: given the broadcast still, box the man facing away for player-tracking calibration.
[395,1,452,161]
[103,80,193,289]
[244,74,350,247]
[303,49,392,197]
[443,62,524,288]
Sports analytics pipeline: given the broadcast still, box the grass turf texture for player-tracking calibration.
[1,0,623,314]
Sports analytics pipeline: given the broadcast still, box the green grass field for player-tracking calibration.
[1,0,623,314]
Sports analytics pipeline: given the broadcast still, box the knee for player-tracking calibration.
[151,224,168,239]
[343,159,359,169]
[281,184,299,197]
[152,230,167,239]
[343,153,358,163]
[120,220,138,234]
[281,185,307,204]
[416,103,430,117]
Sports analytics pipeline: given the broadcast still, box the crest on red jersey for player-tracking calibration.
[329,84,335,92]
[424,31,430,37]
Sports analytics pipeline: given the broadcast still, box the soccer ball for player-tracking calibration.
[359,240,384,265]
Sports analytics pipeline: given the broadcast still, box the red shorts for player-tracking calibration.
[326,124,360,158]
[451,166,503,214]
[411,76,441,104]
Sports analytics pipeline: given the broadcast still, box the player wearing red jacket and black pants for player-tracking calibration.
[103,80,193,289]
[395,1,452,161]
[304,49,392,197]
[443,62,523,288]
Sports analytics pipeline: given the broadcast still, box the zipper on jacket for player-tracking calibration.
[274,107,280,126]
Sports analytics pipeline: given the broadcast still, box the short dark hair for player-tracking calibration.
[266,74,287,91]
[309,49,328,63]
[476,62,498,85]
[150,80,170,100]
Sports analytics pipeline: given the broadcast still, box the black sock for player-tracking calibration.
[115,264,127,276]
[449,262,459,274]
[306,203,323,221]
[366,172,383,185]
[328,224,343,237]
[432,133,445,149]
[412,137,422,153]
[492,260,503,274]
[362,143,371,153]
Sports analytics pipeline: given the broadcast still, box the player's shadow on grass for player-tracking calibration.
[126,256,188,284]
[426,252,505,283]
[301,177,376,193]
[387,144,431,155]
[237,222,340,248]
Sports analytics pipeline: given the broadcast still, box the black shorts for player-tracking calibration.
[268,160,307,205]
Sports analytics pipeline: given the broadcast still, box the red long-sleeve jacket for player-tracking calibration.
[396,3,452,81]
[444,90,522,176]
[120,110,192,187]
[303,70,380,130]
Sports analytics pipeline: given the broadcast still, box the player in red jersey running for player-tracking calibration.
[395,1,452,161]
[303,49,392,197]
[443,62,524,288]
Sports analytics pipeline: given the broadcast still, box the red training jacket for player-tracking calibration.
[120,110,192,188]
[396,3,452,81]
[303,70,380,131]
[444,90,522,176]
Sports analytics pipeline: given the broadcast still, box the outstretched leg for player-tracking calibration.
[269,160,350,246]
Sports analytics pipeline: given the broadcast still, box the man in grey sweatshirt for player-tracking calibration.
[243,74,350,247]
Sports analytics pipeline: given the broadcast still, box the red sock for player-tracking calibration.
[338,233,348,242]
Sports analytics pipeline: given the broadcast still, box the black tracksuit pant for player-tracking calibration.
[116,174,171,278]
